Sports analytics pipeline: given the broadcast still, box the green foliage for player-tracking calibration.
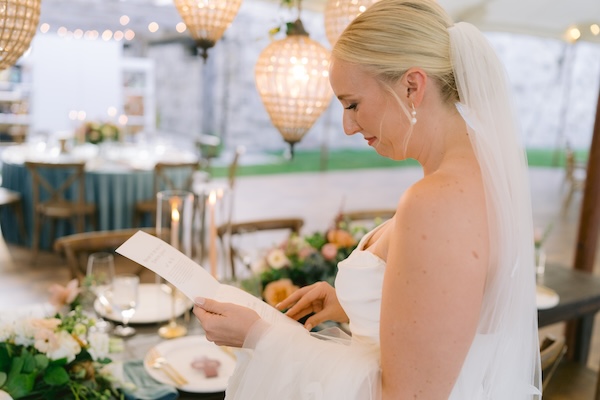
[0,306,123,399]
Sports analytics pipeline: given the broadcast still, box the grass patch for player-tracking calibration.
[210,147,587,178]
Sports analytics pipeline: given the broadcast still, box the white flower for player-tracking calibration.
[46,331,81,362]
[250,257,268,274]
[13,319,37,347]
[0,321,14,342]
[266,248,290,270]
[88,332,110,360]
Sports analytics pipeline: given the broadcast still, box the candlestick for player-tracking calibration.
[208,190,218,278]
[156,190,194,339]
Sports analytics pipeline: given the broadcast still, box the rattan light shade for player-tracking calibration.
[324,0,378,46]
[255,28,332,155]
[0,0,40,71]
[174,0,242,61]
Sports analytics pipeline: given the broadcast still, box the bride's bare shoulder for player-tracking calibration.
[395,171,487,236]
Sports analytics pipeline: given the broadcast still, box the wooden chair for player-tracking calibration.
[541,335,600,399]
[562,145,587,212]
[25,161,97,263]
[217,217,304,278]
[338,208,396,232]
[540,335,567,391]
[340,208,396,222]
[54,228,157,282]
[133,161,201,227]
[0,187,28,243]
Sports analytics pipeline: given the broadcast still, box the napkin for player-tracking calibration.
[122,360,179,400]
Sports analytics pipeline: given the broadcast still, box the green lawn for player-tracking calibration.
[210,147,586,178]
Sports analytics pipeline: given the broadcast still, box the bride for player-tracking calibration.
[193,0,542,398]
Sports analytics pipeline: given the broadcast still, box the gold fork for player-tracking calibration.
[147,347,188,386]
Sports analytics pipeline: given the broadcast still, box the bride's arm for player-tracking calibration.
[380,176,488,399]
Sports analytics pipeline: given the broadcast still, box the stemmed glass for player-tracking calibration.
[86,252,115,332]
[109,274,139,337]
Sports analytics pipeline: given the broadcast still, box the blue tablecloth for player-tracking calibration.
[0,162,193,250]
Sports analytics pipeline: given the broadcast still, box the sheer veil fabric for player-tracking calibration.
[449,22,542,398]
[224,20,541,400]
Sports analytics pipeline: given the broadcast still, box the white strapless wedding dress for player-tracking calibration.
[224,221,538,399]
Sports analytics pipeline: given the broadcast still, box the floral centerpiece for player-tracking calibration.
[79,121,121,145]
[248,214,377,306]
[0,280,123,400]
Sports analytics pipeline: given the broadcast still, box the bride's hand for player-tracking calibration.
[193,297,261,347]
[276,282,348,330]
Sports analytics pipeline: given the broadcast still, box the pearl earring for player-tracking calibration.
[410,103,417,125]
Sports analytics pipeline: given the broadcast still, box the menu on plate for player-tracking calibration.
[115,230,299,327]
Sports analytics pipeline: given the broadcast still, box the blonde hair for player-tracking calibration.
[332,0,458,104]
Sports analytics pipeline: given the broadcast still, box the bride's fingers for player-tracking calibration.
[276,285,315,310]
[285,292,323,319]
[285,305,314,321]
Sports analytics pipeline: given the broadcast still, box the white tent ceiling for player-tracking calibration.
[39,0,600,44]
[436,0,600,43]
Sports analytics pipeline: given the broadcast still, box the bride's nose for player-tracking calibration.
[343,113,361,136]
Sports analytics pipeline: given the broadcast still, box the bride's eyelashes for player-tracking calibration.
[345,103,357,110]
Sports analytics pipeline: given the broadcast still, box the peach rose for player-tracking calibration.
[321,243,339,260]
[48,279,80,310]
[326,229,357,248]
[262,279,299,306]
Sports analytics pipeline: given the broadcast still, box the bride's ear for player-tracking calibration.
[401,68,426,107]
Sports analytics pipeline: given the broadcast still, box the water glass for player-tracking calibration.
[110,274,139,337]
[86,252,115,332]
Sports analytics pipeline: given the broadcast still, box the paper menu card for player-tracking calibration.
[115,230,299,327]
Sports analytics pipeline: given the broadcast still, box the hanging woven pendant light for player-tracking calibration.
[255,19,332,157]
[0,0,41,71]
[174,0,243,62]
[324,0,378,46]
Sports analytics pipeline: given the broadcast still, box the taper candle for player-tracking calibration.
[170,199,180,250]
[208,190,218,278]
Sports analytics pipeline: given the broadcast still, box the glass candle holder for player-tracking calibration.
[156,189,195,339]
[194,182,231,281]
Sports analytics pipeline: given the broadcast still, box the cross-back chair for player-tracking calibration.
[339,208,396,222]
[54,228,157,282]
[133,161,202,227]
[25,161,97,263]
[217,217,304,279]
[541,335,600,399]
[0,187,27,243]
[338,208,396,233]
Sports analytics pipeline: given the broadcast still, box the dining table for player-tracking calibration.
[0,140,201,250]
[537,262,600,364]
[120,316,226,400]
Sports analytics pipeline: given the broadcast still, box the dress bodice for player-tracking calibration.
[335,221,388,346]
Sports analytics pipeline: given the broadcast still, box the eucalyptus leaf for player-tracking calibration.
[4,373,35,398]
[22,352,36,374]
[34,354,49,370]
[43,364,70,386]
[0,371,6,387]
[0,345,9,371]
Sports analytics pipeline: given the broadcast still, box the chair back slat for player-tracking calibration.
[24,161,96,263]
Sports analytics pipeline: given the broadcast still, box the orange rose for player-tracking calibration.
[262,279,299,306]
[326,229,357,248]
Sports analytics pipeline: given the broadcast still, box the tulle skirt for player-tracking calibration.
[225,324,381,400]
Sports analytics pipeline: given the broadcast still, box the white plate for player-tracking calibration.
[536,285,560,310]
[143,335,237,393]
[94,283,191,324]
